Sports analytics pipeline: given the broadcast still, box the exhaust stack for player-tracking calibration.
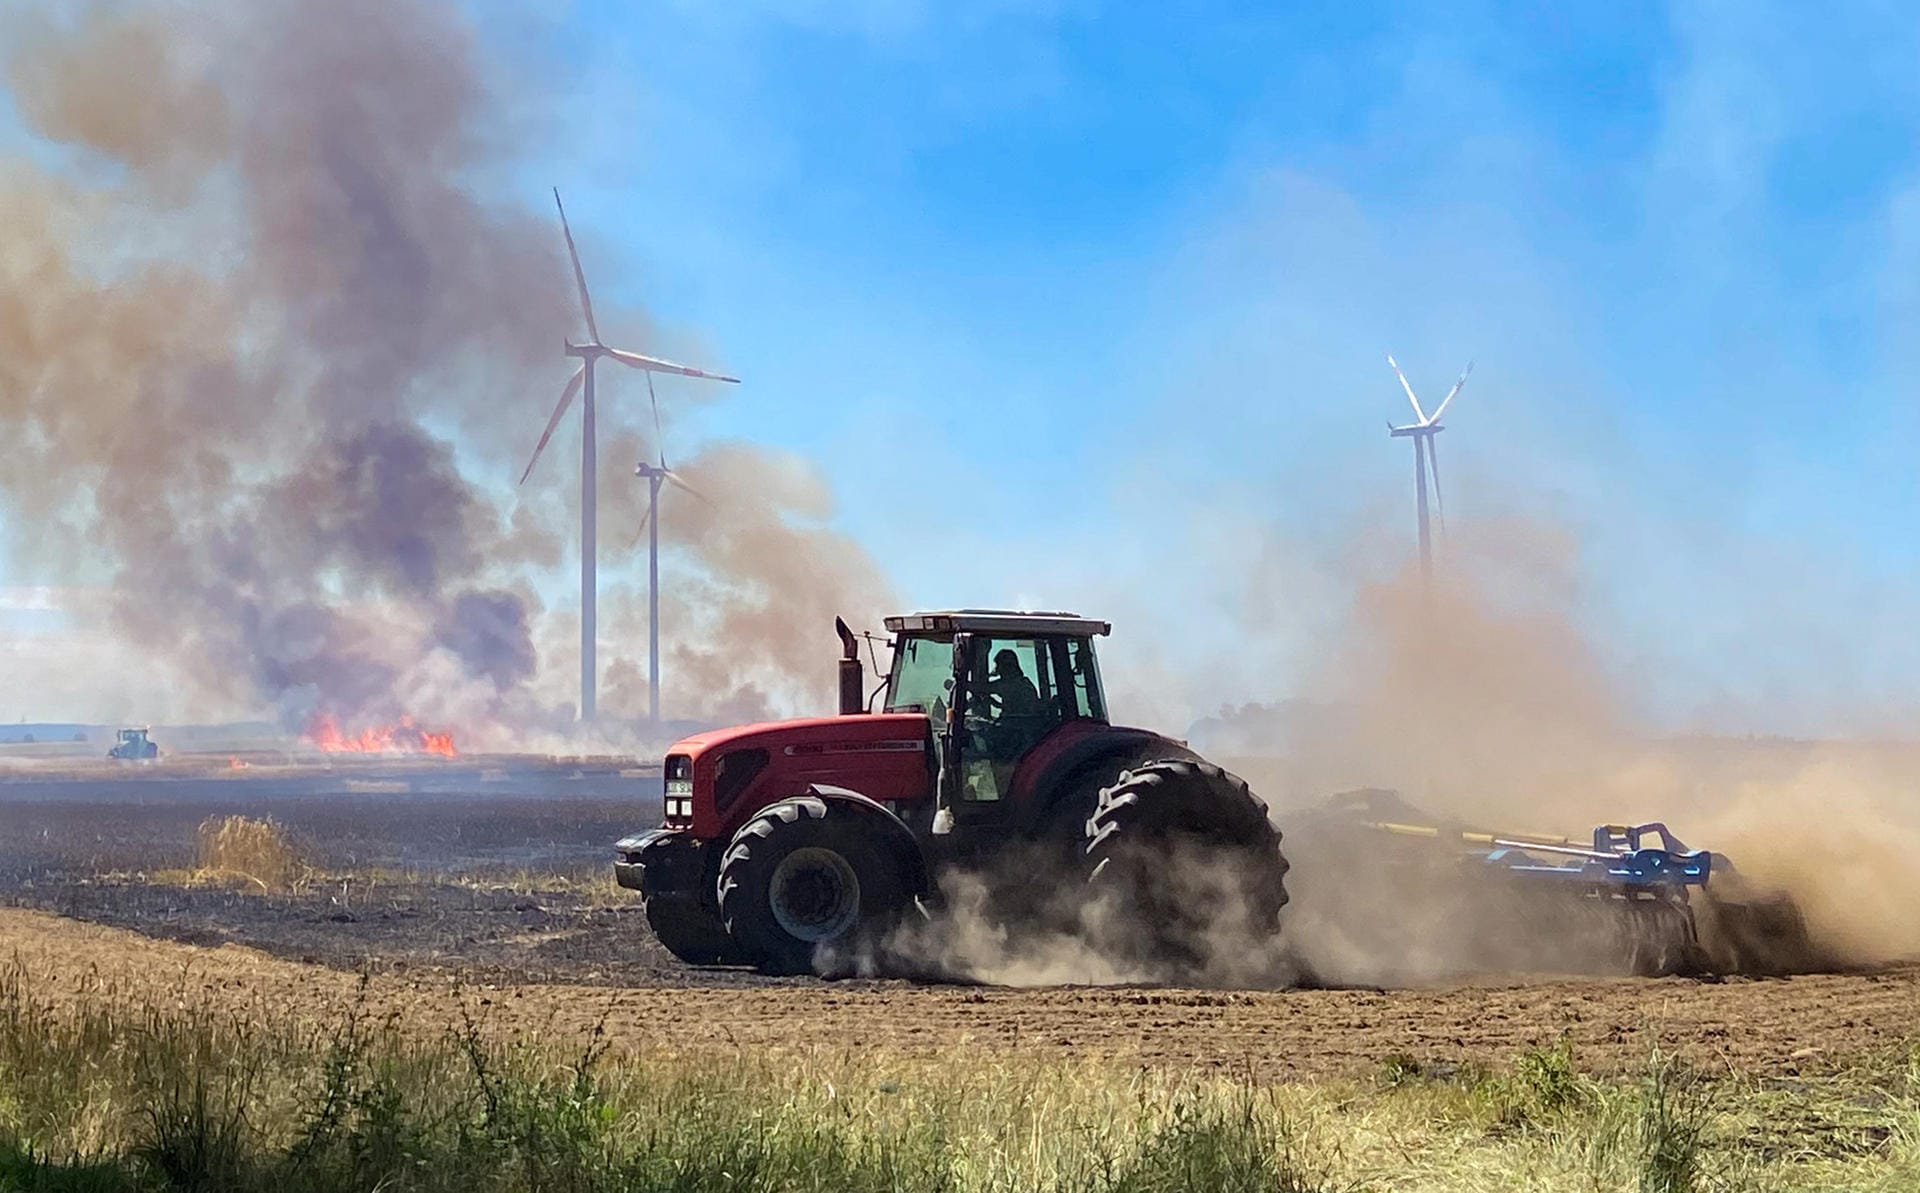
[834,617,865,715]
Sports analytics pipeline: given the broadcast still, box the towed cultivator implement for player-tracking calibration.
[1310,790,1815,977]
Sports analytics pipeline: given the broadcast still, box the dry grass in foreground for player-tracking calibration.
[0,961,1912,1192]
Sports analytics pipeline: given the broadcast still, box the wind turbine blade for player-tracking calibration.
[1428,360,1474,423]
[627,491,656,549]
[606,347,740,383]
[662,468,710,503]
[1386,353,1427,423]
[646,372,665,468]
[1426,435,1446,539]
[519,366,587,485]
[553,188,600,344]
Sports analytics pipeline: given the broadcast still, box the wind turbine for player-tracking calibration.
[631,373,707,729]
[520,189,739,722]
[1384,354,1472,587]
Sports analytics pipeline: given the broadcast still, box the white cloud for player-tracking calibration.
[0,586,63,612]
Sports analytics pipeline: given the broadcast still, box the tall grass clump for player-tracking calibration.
[1633,1049,1709,1193]
[1103,1091,1330,1193]
[1483,1037,1592,1130]
[194,815,312,892]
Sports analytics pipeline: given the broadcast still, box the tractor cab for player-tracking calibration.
[877,610,1110,828]
[108,727,158,760]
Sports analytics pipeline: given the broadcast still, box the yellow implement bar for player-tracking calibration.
[1366,820,1577,849]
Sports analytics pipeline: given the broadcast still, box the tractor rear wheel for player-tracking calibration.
[718,796,913,975]
[644,893,743,966]
[1082,759,1289,981]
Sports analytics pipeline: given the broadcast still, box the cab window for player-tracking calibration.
[977,637,1046,717]
[885,635,954,715]
[972,636,1098,723]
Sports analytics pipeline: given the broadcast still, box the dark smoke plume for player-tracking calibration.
[0,0,889,741]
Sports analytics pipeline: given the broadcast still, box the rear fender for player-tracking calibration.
[1011,727,1195,834]
[803,784,932,897]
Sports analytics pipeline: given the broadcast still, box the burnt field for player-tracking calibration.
[0,752,662,875]
[0,752,722,987]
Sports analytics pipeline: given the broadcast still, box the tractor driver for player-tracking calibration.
[986,648,1042,720]
[968,647,1042,772]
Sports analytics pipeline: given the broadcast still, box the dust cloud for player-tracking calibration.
[1689,747,1920,965]
[857,866,1148,988]
[834,841,1299,990]
[0,0,888,742]
[1207,517,1920,980]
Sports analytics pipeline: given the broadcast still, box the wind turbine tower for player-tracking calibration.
[631,380,707,728]
[1385,354,1472,587]
[521,190,738,722]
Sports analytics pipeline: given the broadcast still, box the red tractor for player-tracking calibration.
[615,611,1290,975]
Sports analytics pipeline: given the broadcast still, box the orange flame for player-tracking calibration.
[304,714,457,757]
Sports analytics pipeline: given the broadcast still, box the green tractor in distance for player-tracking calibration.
[107,727,159,761]
[615,611,1290,976]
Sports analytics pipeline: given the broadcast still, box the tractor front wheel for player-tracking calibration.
[718,796,912,975]
[645,893,743,966]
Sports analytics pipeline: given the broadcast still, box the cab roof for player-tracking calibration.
[883,610,1111,637]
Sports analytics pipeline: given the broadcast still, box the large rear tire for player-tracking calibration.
[1082,759,1289,981]
[718,796,913,975]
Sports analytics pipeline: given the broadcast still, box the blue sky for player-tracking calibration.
[512,0,1920,730]
[8,0,1920,732]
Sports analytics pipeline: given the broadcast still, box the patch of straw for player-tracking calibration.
[193,815,311,893]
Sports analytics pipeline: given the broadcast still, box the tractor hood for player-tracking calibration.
[663,714,935,839]
[666,713,931,760]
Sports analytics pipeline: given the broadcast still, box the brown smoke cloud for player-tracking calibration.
[0,0,887,740]
[593,440,896,726]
